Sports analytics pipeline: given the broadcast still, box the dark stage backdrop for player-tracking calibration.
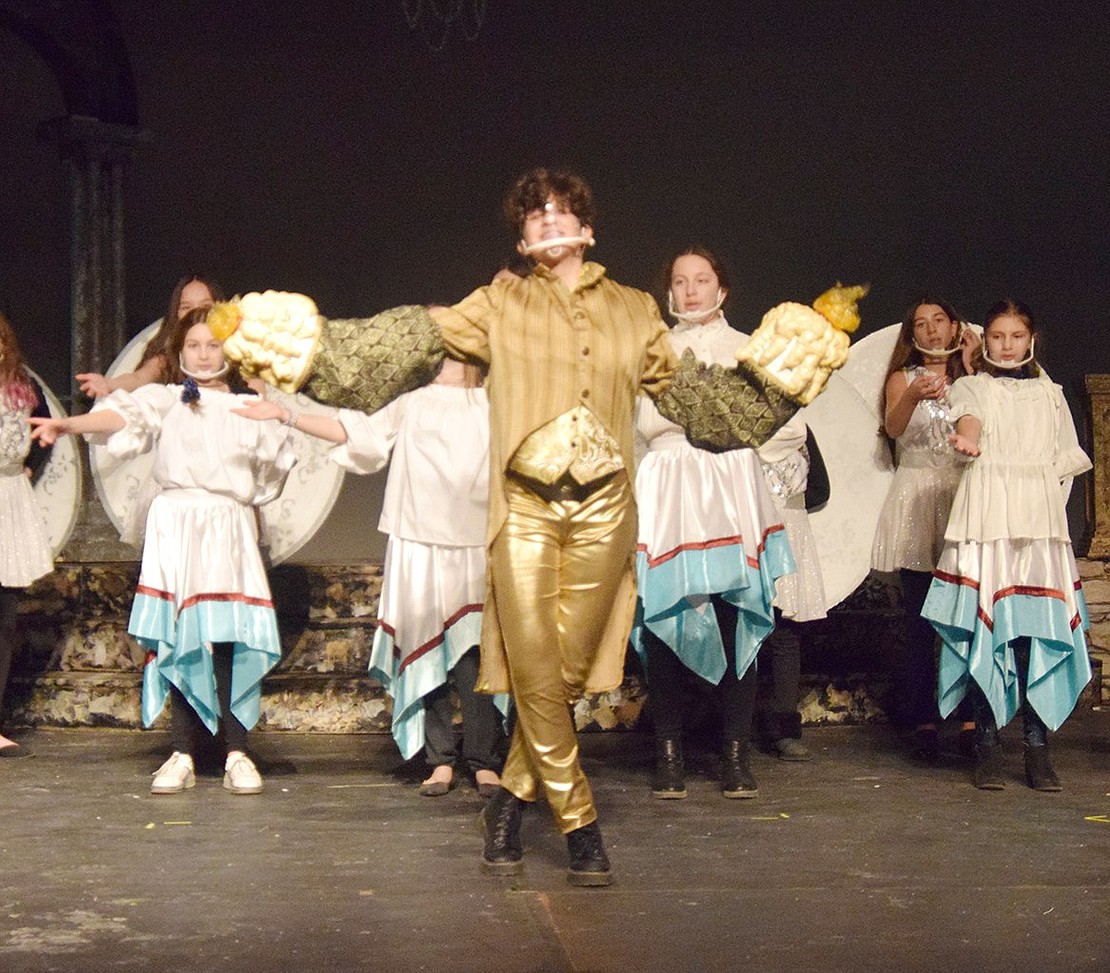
[1,2,1106,562]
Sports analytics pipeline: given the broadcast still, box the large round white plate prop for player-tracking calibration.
[799,324,900,608]
[90,322,344,564]
[29,370,81,555]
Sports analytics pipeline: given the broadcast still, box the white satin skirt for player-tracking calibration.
[633,442,795,684]
[923,535,1091,732]
[368,536,507,759]
[131,489,281,733]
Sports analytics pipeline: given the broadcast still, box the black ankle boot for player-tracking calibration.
[651,738,687,799]
[1024,744,1062,792]
[479,786,525,875]
[566,821,612,887]
[721,740,758,798]
[972,742,1005,790]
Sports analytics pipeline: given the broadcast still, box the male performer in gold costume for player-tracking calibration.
[218,167,857,886]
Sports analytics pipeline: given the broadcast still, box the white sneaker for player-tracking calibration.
[151,752,195,794]
[223,753,263,794]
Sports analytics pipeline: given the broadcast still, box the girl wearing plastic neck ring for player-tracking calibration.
[177,319,230,387]
[871,298,979,763]
[30,306,292,798]
[667,251,727,326]
[631,246,808,801]
[923,299,1091,792]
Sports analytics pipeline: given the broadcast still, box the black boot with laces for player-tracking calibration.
[480,786,526,875]
[566,820,612,887]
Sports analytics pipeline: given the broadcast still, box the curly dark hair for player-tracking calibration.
[503,167,596,233]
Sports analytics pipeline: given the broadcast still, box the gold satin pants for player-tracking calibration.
[491,472,636,834]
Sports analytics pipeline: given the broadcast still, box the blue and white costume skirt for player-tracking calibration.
[922,536,1090,732]
[131,490,281,734]
[368,537,509,759]
[631,443,796,685]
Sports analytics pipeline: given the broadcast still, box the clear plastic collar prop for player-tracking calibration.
[912,321,966,358]
[981,336,1035,370]
[668,288,725,324]
[521,235,596,258]
[179,358,230,381]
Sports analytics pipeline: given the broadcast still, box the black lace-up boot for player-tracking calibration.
[566,820,612,887]
[479,786,525,875]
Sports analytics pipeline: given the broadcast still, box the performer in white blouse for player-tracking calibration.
[31,308,296,795]
[238,358,508,798]
[632,246,796,800]
[922,300,1092,791]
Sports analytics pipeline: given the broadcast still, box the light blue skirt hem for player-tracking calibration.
[924,580,1091,732]
[133,593,281,734]
[632,528,795,685]
[369,611,509,760]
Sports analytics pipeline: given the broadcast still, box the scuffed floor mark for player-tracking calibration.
[3,908,155,954]
[508,890,576,972]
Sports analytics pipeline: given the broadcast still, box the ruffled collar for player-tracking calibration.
[669,314,733,353]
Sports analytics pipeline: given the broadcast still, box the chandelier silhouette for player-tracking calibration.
[403,1,487,52]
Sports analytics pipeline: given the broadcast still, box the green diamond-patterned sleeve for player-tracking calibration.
[301,305,446,413]
[653,349,800,452]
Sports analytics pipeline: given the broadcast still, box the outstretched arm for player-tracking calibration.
[77,355,166,398]
[948,415,982,457]
[215,292,445,414]
[300,307,444,413]
[652,351,800,451]
[232,399,348,444]
[655,285,864,451]
[30,409,125,446]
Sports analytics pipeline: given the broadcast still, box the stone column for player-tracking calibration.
[1085,374,1110,559]
[38,114,149,561]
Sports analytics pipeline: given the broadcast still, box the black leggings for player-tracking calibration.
[758,612,801,717]
[423,646,505,772]
[168,642,249,755]
[899,570,974,728]
[646,597,756,744]
[971,638,1048,748]
[0,586,19,727]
